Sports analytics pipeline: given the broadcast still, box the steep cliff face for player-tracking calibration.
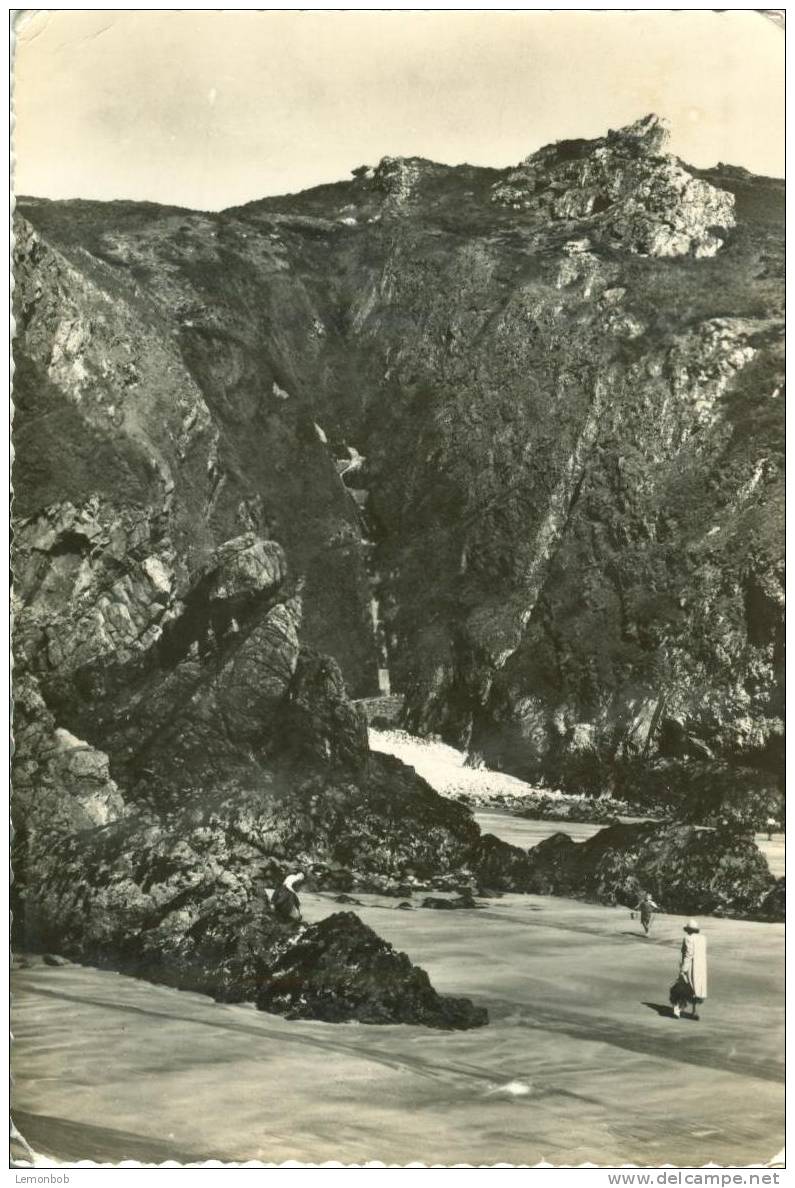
[12,207,380,698]
[12,199,484,1014]
[13,112,783,887]
[360,120,781,814]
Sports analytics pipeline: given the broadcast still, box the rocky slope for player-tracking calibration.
[12,113,784,993]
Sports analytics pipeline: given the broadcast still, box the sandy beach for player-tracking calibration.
[12,875,783,1166]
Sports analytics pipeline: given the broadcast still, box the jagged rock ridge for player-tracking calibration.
[492,114,736,258]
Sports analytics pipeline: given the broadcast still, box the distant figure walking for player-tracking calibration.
[271,872,305,924]
[633,891,660,935]
[670,920,707,1019]
[766,817,778,842]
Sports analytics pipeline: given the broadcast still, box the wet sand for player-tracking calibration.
[474,810,609,848]
[755,833,785,879]
[12,889,783,1167]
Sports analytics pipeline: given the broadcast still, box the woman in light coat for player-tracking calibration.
[671,920,707,1019]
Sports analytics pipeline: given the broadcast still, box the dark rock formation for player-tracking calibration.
[421,891,479,911]
[257,912,488,1028]
[275,649,369,772]
[758,877,785,922]
[523,821,781,920]
[14,807,486,1026]
[353,695,404,728]
[468,833,538,892]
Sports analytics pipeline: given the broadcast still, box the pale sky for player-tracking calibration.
[13,10,784,212]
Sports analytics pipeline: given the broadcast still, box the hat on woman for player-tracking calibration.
[684,919,700,932]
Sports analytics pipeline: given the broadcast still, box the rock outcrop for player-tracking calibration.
[257,912,487,1028]
[492,115,736,258]
[11,337,480,1019]
[16,814,487,1027]
[468,833,538,893]
[523,821,781,920]
[13,695,486,1025]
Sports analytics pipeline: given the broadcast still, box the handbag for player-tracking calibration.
[669,973,692,1007]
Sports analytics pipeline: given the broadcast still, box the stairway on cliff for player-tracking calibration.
[332,440,394,697]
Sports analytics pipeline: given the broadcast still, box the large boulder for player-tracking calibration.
[468,832,538,892]
[207,535,287,604]
[257,912,488,1029]
[514,832,580,898]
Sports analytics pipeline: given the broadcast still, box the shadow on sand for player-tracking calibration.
[641,1002,703,1021]
[642,1001,676,1018]
[642,1001,702,1021]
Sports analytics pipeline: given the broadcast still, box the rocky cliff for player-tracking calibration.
[357,119,783,816]
[11,199,487,1017]
[13,113,784,981]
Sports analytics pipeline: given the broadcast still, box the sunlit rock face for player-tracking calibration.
[12,114,784,995]
[492,115,736,258]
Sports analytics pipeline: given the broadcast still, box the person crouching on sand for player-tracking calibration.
[633,891,659,935]
[670,920,707,1019]
[271,872,305,923]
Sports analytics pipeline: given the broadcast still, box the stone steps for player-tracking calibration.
[353,694,404,725]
